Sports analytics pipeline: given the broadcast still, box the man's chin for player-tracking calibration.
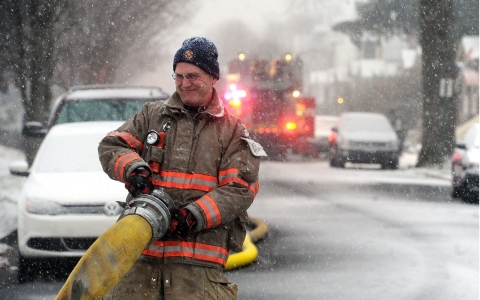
[181,98,200,106]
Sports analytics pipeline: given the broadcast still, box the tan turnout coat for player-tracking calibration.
[98,89,265,270]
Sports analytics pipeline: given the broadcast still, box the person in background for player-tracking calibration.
[98,37,266,300]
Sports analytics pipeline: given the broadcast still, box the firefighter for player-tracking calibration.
[98,37,266,300]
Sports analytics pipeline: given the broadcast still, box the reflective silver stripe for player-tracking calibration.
[151,171,218,192]
[143,241,229,265]
[114,152,139,181]
[218,168,249,187]
[218,168,238,183]
[196,195,221,228]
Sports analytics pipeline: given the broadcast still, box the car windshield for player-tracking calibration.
[34,133,105,173]
[342,115,393,132]
[55,99,152,125]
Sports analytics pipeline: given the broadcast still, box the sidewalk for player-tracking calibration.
[400,150,452,181]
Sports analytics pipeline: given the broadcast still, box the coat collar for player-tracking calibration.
[164,88,225,119]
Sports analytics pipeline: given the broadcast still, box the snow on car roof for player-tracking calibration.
[65,86,169,100]
[47,121,124,137]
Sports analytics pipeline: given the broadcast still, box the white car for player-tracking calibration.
[23,85,169,137]
[329,112,400,169]
[10,121,128,282]
[451,123,479,203]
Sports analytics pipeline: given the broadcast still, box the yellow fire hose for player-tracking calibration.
[224,216,269,270]
[55,214,268,299]
[55,214,152,300]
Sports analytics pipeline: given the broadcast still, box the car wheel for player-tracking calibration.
[330,158,337,167]
[18,255,36,283]
[451,185,463,198]
[391,158,399,169]
[337,156,345,168]
[461,185,479,204]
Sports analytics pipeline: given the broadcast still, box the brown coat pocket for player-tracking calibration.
[146,146,165,174]
[205,268,237,300]
[226,212,248,252]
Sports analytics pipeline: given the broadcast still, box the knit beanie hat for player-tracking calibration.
[173,37,220,80]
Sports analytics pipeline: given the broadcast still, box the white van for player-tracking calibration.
[329,112,400,169]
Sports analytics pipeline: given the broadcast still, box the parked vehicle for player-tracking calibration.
[220,53,316,157]
[22,85,169,138]
[21,85,169,166]
[329,112,400,169]
[10,121,127,282]
[451,123,479,204]
[310,115,339,152]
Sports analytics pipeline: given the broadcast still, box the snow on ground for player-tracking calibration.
[0,145,26,240]
[0,144,25,176]
[0,144,452,241]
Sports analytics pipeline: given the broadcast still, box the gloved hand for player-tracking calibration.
[124,167,153,196]
[169,209,197,238]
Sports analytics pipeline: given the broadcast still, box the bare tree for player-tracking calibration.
[332,0,475,166]
[0,0,193,126]
[417,0,458,167]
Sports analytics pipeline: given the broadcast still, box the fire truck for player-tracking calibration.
[220,53,316,157]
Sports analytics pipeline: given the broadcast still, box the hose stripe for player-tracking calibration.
[196,195,221,228]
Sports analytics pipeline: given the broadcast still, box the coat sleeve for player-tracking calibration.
[185,122,266,231]
[98,104,152,183]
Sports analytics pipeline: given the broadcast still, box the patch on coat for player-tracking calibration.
[241,137,267,157]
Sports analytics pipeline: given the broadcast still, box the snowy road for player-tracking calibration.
[0,157,478,299]
[229,161,478,300]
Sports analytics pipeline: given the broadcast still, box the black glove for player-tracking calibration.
[169,209,197,238]
[125,167,153,196]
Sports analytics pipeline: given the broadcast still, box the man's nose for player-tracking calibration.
[179,77,192,86]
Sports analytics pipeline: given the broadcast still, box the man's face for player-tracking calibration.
[174,62,218,107]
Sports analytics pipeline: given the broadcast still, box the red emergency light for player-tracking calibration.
[285,121,297,131]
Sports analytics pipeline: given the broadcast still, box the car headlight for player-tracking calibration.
[26,197,67,215]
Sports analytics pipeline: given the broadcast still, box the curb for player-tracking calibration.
[413,168,452,181]
[224,216,268,271]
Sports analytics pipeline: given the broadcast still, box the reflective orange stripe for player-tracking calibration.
[142,241,229,266]
[218,168,249,188]
[151,169,258,199]
[114,152,141,181]
[151,171,218,192]
[106,131,143,153]
[249,181,259,197]
[196,195,221,228]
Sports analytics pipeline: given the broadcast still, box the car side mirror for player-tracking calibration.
[455,142,467,150]
[331,127,338,133]
[22,121,47,138]
[9,161,29,177]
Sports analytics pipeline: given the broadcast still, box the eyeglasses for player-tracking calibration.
[172,72,203,82]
